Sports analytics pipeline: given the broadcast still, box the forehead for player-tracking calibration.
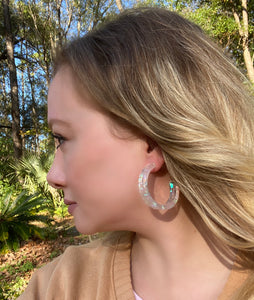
[47,67,94,124]
[47,67,121,139]
[47,66,138,140]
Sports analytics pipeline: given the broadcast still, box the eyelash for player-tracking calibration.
[52,133,66,149]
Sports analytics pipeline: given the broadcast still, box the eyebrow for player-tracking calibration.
[48,119,71,130]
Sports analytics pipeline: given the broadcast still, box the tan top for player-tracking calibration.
[18,232,249,300]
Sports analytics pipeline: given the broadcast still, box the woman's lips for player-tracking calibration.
[64,199,78,215]
[64,199,76,205]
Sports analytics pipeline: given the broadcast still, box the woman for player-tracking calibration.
[19,7,254,300]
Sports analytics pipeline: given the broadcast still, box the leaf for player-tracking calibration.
[13,223,30,241]
[0,224,9,242]
[0,242,9,254]
[12,237,20,252]
[0,191,13,216]
[0,190,50,253]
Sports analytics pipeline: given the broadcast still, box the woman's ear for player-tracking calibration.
[145,137,165,172]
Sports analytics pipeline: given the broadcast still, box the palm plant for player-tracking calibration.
[0,190,51,253]
[9,153,66,217]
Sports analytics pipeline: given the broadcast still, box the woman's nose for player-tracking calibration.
[47,152,66,189]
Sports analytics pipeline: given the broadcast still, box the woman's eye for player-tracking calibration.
[52,133,66,149]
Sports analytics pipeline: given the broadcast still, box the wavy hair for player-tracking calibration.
[54,8,254,298]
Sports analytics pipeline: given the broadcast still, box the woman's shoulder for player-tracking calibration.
[18,231,134,300]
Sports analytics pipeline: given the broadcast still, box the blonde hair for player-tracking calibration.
[54,7,254,297]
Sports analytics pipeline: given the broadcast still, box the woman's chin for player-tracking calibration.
[73,219,100,236]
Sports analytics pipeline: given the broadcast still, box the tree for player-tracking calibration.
[187,0,254,83]
[2,0,22,158]
[231,0,254,83]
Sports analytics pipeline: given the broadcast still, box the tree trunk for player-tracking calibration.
[77,1,81,37]
[241,0,254,83]
[233,0,254,83]
[56,0,63,48]
[116,0,123,12]
[27,63,39,153]
[2,0,22,159]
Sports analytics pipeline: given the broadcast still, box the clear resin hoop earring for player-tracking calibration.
[138,163,179,210]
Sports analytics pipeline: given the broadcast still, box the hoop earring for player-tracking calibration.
[138,163,179,210]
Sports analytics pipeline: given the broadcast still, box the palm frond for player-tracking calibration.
[0,190,51,253]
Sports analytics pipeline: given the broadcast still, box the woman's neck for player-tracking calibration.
[131,203,235,300]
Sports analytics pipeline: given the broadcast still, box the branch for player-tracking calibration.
[0,125,12,129]
[64,0,73,37]
[0,37,26,61]
[0,51,35,64]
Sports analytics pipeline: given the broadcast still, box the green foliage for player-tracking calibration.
[0,179,18,198]
[9,152,53,193]
[0,257,35,275]
[184,0,254,73]
[0,134,15,179]
[9,153,67,217]
[0,255,33,299]
[186,3,238,37]
[49,249,61,259]
[0,190,51,253]
[54,205,68,218]
[0,276,29,300]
